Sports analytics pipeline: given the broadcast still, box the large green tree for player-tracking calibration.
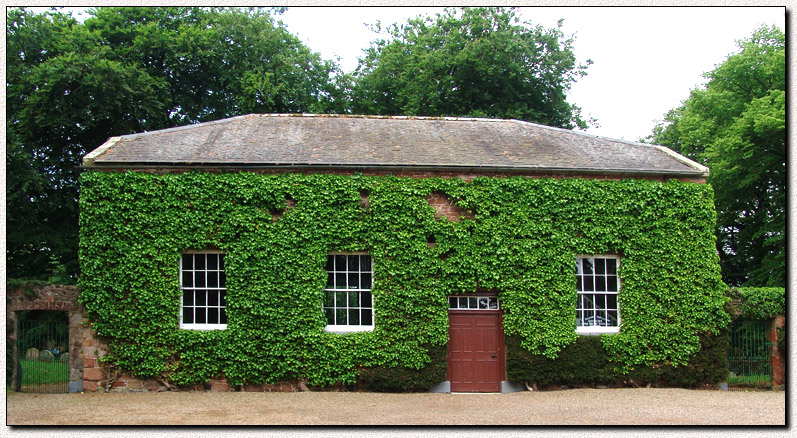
[650,26,785,287]
[351,7,592,129]
[6,7,345,279]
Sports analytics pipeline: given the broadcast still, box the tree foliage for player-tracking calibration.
[6,7,345,279]
[351,7,592,129]
[650,26,785,287]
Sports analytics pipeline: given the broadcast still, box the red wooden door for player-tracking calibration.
[447,311,504,392]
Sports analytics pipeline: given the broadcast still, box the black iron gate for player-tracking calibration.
[727,320,772,390]
[16,318,69,393]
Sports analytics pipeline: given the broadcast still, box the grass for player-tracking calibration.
[20,359,68,385]
[727,374,771,387]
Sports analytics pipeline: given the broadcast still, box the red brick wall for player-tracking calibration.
[89,166,707,184]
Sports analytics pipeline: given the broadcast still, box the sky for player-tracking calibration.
[275,6,786,141]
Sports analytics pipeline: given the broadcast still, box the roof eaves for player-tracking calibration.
[83,161,706,177]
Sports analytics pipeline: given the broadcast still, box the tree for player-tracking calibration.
[6,7,346,279]
[351,7,592,129]
[650,26,785,287]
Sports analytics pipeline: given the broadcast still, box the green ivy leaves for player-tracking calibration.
[79,171,728,386]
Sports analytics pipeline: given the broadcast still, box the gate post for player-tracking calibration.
[770,316,785,389]
[9,312,20,391]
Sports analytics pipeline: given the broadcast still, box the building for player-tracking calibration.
[79,114,727,392]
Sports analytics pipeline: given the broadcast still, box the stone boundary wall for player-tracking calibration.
[6,284,84,392]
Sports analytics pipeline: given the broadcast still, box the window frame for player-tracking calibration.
[323,252,374,334]
[179,250,228,331]
[575,255,621,335]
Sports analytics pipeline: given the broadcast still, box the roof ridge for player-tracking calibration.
[119,114,255,140]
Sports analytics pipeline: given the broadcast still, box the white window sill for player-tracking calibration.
[324,325,374,334]
[180,324,227,330]
[576,326,619,336]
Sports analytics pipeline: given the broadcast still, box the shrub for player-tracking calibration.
[507,331,729,388]
[357,344,447,392]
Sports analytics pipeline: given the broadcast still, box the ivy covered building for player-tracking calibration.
[79,114,729,393]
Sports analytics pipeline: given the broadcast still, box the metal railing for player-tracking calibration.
[16,319,69,393]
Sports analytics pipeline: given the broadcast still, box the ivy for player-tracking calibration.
[726,287,785,320]
[79,171,729,387]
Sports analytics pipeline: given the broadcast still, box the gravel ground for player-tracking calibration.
[5,388,786,426]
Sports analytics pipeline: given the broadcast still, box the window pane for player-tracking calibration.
[599,310,609,326]
[219,272,226,287]
[449,297,457,308]
[336,292,346,307]
[582,258,593,275]
[459,297,468,308]
[335,255,346,271]
[575,259,582,274]
[348,273,359,289]
[327,272,335,288]
[583,276,593,292]
[207,272,218,288]
[220,291,226,307]
[361,273,372,288]
[595,258,605,275]
[196,291,206,306]
[207,254,218,270]
[336,309,347,325]
[349,309,360,325]
[469,297,477,308]
[182,271,193,288]
[607,310,618,326]
[218,255,224,271]
[361,309,373,325]
[195,254,206,270]
[182,254,194,270]
[583,294,595,309]
[195,272,206,288]
[607,294,617,310]
[183,307,194,324]
[348,255,359,271]
[361,291,372,308]
[360,255,371,271]
[335,273,346,289]
[478,297,488,309]
[576,294,582,309]
[325,308,335,325]
[348,291,359,307]
[576,277,582,292]
[595,276,606,292]
[325,255,334,271]
[576,310,583,326]
[606,258,617,275]
[208,291,219,307]
[183,291,194,306]
[489,298,498,309]
[195,308,206,324]
[596,294,606,310]
[607,276,618,292]
[324,291,335,307]
[220,308,227,324]
[208,308,219,324]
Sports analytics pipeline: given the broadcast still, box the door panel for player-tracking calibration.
[447,311,503,392]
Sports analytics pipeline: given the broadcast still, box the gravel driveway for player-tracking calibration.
[6,388,785,426]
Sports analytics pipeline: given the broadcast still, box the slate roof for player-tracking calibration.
[83,114,708,177]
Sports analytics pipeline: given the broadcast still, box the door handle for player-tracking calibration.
[491,355,497,359]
